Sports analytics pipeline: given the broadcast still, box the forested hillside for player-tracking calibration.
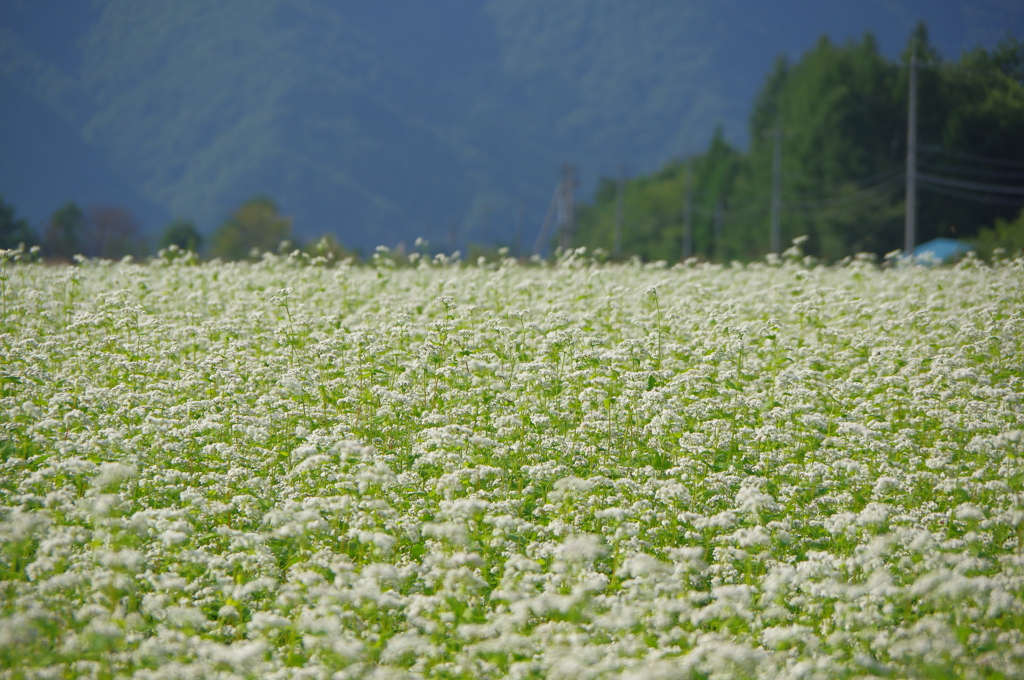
[575,28,1024,262]
[1,1,1021,253]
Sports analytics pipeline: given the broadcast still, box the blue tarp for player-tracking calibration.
[913,238,972,262]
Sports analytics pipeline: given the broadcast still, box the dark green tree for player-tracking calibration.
[0,197,38,250]
[88,205,145,259]
[210,195,293,260]
[159,218,203,252]
[916,35,1024,243]
[575,25,1024,263]
[576,127,741,262]
[974,207,1024,257]
[43,201,86,260]
[754,32,905,259]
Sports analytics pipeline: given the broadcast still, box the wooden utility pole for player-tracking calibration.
[533,166,577,256]
[514,197,524,257]
[713,199,723,261]
[532,184,560,256]
[771,122,782,255]
[682,159,693,259]
[614,163,625,259]
[905,54,918,255]
[558,164,577,251]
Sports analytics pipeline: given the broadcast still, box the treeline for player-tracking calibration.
[576,25,1024,262]
[0,195,357,262]
[0,200,149,260]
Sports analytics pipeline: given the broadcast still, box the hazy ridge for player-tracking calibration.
[0,0,1020,251]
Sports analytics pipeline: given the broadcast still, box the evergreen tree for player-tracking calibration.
[576,127,741,262]
[0,197,38,250]
[87,205,145,259]
[575,26,1024,263]
[210,196,293,260]
[43,201,86,260]
[159,218,203,253]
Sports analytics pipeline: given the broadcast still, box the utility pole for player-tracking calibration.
[614,163,625,259]
[713,199,723,262]
[682,159,693,260]
[532,165,578,256]
[771,121,782,255]
[514,197,524,257]
[531,182,561,256]
[558,164,577,251]
[905,53,918,255]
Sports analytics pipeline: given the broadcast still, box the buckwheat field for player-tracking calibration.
[2,244,1024,680]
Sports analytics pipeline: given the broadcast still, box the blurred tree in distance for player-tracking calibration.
[0,197,39,250]
[974,207,1024,258]
[88,204,145,259]
[210,195,293,260]
[43,201,86,260]
[159,218,203,253]
[308,233,358,262]
[575,27,1024,263]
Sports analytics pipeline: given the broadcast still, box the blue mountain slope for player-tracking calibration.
[0,74,167,231]
[0,0,1020,250]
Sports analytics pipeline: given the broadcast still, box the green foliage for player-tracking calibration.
[0,197,38,250]
[306,233,359,263]
[87,205,146,259]
[974,207,1024,258]
[158,218,203,253]
[577,128,741,262]
[210,195,293,260]
[916,35,1024,245]
[10,3,1018,255]
[576,27,1024,263]
[2,254,1024,677]
[42,201,85,260]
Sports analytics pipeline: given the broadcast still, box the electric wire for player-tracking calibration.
[918,181,1024,207]
[919,145,1024,169]
[916,172,1024,196]
[785,165,906,191]
[692,199,769,219]
[919,161,1024,182]
[783,173,905,210]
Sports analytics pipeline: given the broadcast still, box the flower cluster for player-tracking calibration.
[1,247,1023,679]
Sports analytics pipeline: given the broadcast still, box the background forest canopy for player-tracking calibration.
[2,23,1024,264]
[576,25,1024,264]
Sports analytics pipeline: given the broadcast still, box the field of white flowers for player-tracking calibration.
[1,244,1023,680]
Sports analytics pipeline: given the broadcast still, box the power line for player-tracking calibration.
[919,161,1024,182]
[692,171,902,219]
[919,144,1024,169]
[784,173,905,210]
[693,199,769,219]
[918,182,1024,207]
[917,172,1024,196]
[785,164,906,191]
[915,59,1022,81]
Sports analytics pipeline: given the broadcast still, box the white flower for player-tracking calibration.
[555,534,607,563]
[954,502,985,522]
[92,462,138,490]
[856,502,889,527]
